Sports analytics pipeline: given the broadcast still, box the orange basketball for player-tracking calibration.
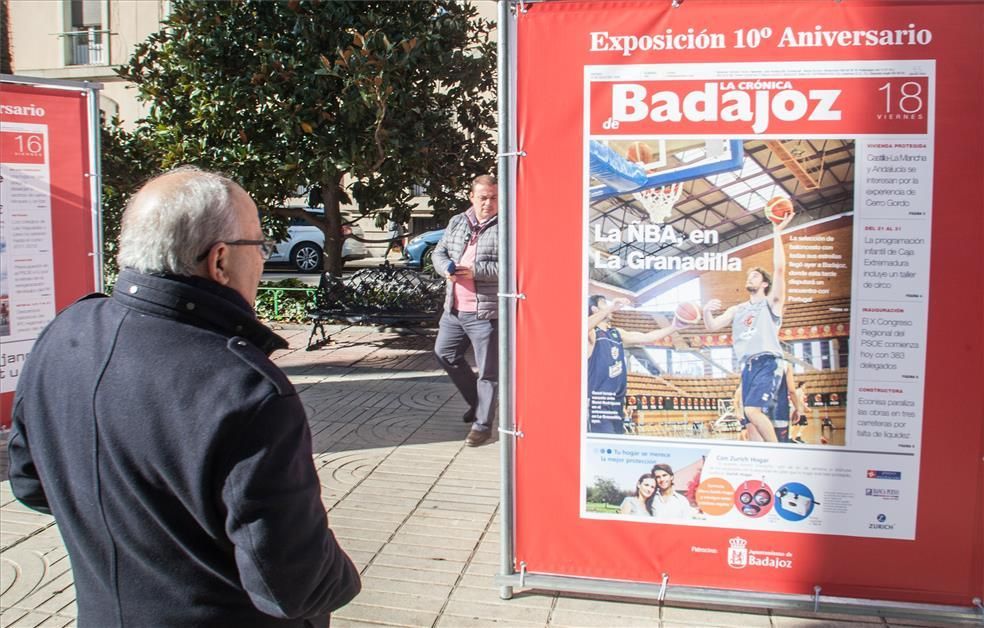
[674,302,702,325]
[765,196,794,224]
[626,141,654,164]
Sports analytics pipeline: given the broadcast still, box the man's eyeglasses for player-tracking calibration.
[196,239,277,262]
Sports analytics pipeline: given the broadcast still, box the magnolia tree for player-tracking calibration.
[119,0,497,275]
[100,117,160,277]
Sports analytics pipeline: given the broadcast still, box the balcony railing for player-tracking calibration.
[60,28,109,66]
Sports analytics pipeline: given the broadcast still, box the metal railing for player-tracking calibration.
[255,285,317,318]
[60,28,109,66]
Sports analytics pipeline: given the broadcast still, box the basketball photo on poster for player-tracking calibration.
[585,138,853,447]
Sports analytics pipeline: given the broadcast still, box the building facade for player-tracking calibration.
[7,0,169,127]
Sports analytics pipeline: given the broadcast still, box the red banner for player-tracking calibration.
[0,81,98,427]
[513,0,983,608]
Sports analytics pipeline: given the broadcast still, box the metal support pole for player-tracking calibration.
[493,572,983,624]
[85,81,104,292]
[497,0,517,602]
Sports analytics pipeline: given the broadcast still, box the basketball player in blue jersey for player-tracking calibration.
[586,295,685,434]
[702,214,794,442]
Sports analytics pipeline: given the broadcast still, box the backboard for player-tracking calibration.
[589,139,743,201]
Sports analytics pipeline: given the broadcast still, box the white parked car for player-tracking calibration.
[266,209,370,272]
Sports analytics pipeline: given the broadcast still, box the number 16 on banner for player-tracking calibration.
[1,129,47,165]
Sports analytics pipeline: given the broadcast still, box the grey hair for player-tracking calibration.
[471,174,497,191]
[117,166,243,275]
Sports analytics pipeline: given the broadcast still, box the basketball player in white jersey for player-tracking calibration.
[702,214,794,442]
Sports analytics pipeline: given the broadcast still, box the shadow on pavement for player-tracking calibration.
[293,371,472,456]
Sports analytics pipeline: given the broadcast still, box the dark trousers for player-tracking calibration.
[434,310,498,431]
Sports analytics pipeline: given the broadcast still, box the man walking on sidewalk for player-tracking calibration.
[9,167,360,626]
[431,175,499,447]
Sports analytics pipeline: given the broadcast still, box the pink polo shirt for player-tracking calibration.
[452,238,478,312]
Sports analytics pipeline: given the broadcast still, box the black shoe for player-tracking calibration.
[463,409,477,423]
[465,429,491,447]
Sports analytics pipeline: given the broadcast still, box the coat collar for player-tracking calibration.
[112,269,288,355]
[464,208,498,231]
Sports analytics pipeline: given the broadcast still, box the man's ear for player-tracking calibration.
[203,243,232,286]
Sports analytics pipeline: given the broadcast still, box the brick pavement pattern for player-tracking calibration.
[0,324,961,627]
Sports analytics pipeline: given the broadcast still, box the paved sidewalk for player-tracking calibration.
[0,324,965,627]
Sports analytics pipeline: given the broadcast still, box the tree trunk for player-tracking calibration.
[0,0,12,74]
[320,176,345,277]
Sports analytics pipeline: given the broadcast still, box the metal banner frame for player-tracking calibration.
[494,1,984,624]
[0,75,103,428]
[0,74,103,290]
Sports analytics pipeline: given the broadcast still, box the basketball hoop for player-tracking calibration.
[633,182,683,224]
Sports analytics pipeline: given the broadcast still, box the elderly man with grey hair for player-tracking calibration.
[8,167,361,627]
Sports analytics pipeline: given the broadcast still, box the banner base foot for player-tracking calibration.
[494,573,983,625]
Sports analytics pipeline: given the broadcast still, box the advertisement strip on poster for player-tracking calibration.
[0,78,100,425]
[581,59,933,541]
[508,0,983,611]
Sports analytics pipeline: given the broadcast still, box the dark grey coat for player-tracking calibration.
[8,269,360,627]
[430,210,499,320]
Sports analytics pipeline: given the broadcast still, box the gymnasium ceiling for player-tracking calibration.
[590,139,855,294]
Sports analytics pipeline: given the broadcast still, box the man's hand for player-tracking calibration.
[701,298,736,332]
[454,266,475,280]
[775,212,794,232]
